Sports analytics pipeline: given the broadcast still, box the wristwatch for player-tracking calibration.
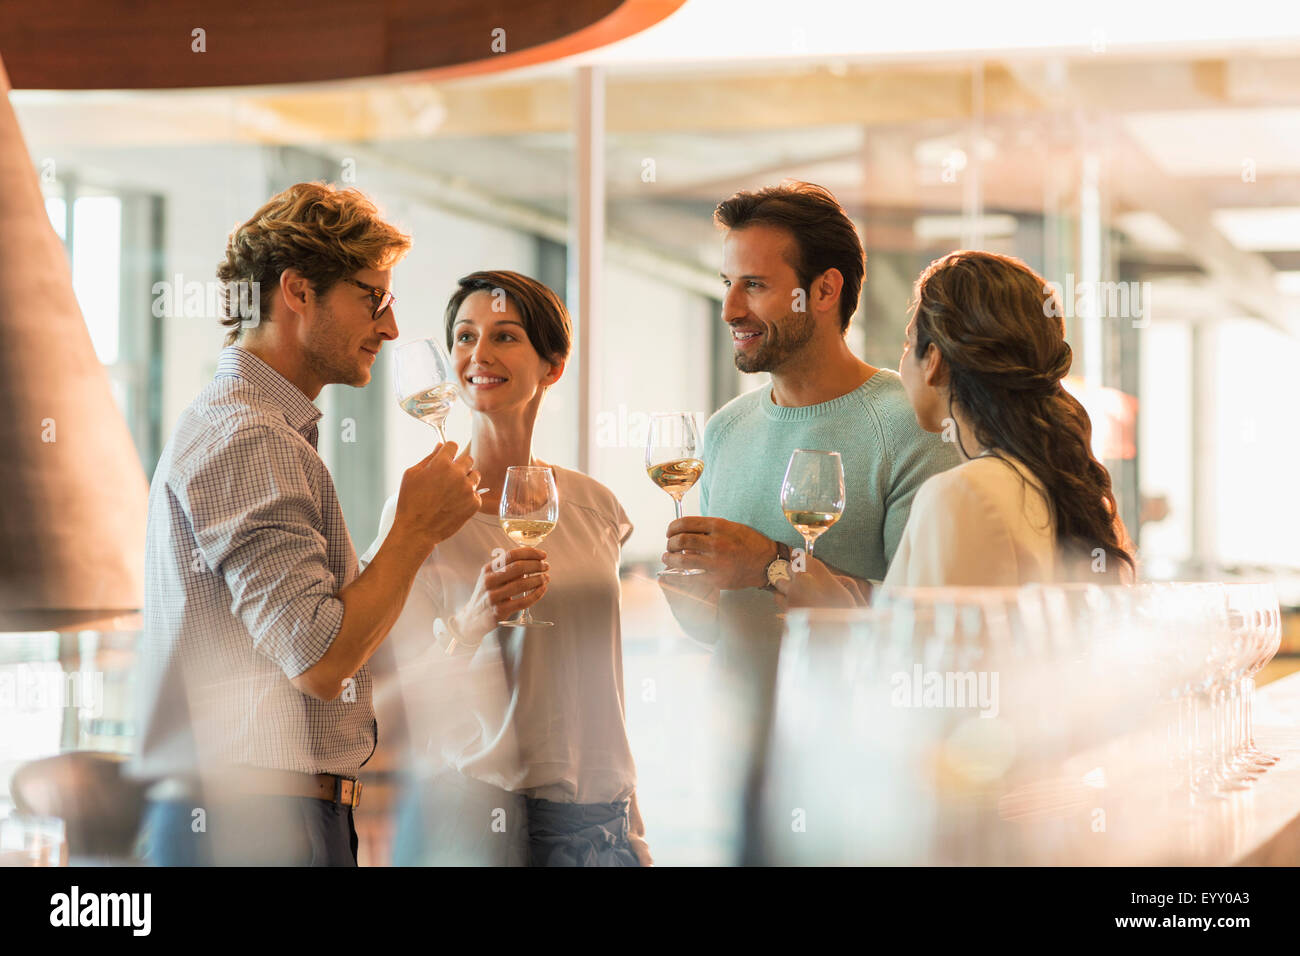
[761,541,793,591]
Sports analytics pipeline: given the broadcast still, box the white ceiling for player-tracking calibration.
[565,0,1300,67]
[1123,109,1300,177]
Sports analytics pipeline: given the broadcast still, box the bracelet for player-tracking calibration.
[434,615,481,654]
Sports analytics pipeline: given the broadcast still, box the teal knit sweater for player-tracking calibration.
[700,368,961,584]
[695,368,960,780]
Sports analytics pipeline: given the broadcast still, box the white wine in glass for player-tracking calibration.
[783,509,841,545]
[500,518,557,549]
[646,412,705,576]
[399,383,458,430]
[647,458,705,499]
[781,449,845,557]
[498,465,559,627]
[394,337,459,444]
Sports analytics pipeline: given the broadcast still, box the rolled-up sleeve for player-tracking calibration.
[359,493,399,571]
[175,423,344,679]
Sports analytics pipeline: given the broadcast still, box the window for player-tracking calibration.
[43,180,164,475]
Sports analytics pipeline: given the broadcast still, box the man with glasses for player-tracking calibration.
[131,182,482,866]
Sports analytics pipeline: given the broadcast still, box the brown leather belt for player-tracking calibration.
[242,769,363,809]
[147,769,363,809]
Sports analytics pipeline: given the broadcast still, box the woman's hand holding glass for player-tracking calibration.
[453,548,551,643]
[772,555,864,611]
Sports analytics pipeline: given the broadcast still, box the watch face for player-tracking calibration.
[768,559,792,584]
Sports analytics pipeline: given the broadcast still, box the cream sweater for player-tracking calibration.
[883,453,1061,588]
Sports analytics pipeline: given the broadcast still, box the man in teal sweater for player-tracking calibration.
[660,181,958,863]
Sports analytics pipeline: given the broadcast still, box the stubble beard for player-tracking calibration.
[304,301,370,388]
[733,309,817,374]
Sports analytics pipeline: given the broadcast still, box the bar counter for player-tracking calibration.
[1005,670,1300,866]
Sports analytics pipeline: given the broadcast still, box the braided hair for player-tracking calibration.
[910,250,1135,579]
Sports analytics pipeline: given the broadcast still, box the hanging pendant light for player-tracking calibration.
[0,54,147,632]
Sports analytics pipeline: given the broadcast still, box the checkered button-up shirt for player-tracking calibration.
[131,347,375,780]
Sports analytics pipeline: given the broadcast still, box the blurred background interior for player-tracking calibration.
[4,0,1300,865]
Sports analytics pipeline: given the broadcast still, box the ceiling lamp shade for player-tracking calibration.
[0,0,685,90]
[0,54,147,632]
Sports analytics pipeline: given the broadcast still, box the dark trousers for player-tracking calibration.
[137,794,358,866]
[392,771,639,867]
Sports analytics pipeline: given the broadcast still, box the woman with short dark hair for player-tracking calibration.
[363,270,650,866]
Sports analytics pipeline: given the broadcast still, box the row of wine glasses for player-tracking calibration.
[394,337,558,628]
[761,581,1284,865]
[1175,581,1281,796]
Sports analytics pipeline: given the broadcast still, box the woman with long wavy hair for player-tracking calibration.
[778,250,1135,603]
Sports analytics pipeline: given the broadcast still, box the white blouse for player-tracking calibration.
[361,466,639,806]
[883,453,1061,588]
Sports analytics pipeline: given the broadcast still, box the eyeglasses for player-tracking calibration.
[344,277,396,319]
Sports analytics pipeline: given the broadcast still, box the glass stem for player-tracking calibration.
[1243,677,1255,750]
[1232,681,1244,761]
[674,497,683,521]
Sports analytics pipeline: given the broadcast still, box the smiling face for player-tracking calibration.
[300,267,397,388]
[720,224,817,374]
[450,290,561,414]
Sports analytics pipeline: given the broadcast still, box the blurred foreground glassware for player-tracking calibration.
[0,814,65,866]
[762,606,937,865]
[762,580,1285,864]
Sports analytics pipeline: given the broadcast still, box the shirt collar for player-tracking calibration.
[215,346,323,438]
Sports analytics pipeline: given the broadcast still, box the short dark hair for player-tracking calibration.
[714,180,865,332]
[443,270,572,366]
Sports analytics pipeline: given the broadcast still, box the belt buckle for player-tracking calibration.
[333,776,362,809]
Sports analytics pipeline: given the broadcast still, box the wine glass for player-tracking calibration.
[394,337,458,444]
[498,465,559,628]
[764,606,925,865]
[1235,582,1282,771]
[780,449,845,558]
[646,412,705,576]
